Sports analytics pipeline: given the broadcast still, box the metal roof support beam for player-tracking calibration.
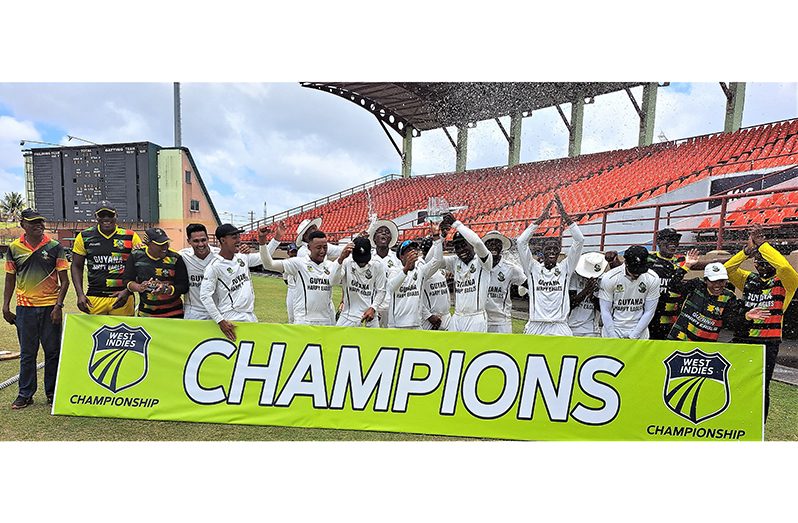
[456,125,468,172]
[721,82,746,133]
[442,127,457,150]
[568,95,584,158]
[377,117,403,159]
[639,83,658,147]
[508,111,522,167]
[402,131,413,178]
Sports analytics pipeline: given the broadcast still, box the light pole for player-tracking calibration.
[67,135,100,146]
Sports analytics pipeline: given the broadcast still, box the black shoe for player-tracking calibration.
[46,396,54,405]
[11,396,34,409]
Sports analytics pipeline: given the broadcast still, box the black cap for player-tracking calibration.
[352,237,372,264]
[418,236,433,254]
[450,231,467,246]
[144,227,170,245]
[20,208,44,222]
[624,245,650,274]
[215,223,245,239]
[656,227,682,241]
[398,239,419,257]
[94,200,117,216]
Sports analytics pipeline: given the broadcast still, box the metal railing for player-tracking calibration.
[243,173,401,231]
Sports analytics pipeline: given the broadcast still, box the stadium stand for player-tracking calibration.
[244,119,798,247]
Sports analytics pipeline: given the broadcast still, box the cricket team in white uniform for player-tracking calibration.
[193,196,663,342]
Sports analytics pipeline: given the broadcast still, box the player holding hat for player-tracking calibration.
[516,195,585,336]
[120,227,189,318]
[330,236,387,327]
[598,245,660,339]
[260,223,341,325]
[71,201,142,316]
[199,224,263,341]
[482,230,526,333]
[568,252,608,337]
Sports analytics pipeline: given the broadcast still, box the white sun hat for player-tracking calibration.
[576,251,609,278]
[369,219,399,248]
[296,217,322,246]
[481,230,511,252]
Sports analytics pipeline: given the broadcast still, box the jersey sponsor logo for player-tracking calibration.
[41,250,50,260]
[663,349,730,424]
[227,267,234,274]
[114,239,126,249]
[497,271,505,282]
[89,324,151,394]
[554,267,561,277]
[638,282,647,293]
[324,267,330,275]
[387,260,395,268]
[615,284,624,293]
[364,268,372,279]
[469,264,476,274]
[238,259,245,267]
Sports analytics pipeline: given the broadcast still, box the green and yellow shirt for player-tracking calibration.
[73,226,142,297]
[5,235,68,307]
[725,243,798,340]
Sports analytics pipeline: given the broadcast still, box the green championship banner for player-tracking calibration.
[53,314,765,441]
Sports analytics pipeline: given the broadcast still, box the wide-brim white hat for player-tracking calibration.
[369,219,399,248]
[576,252,609,278]
[296,217,322,246]
[481,230,511,252]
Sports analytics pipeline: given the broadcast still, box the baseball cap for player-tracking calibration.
[623,245,650,274]
[398,239,419,257]
[215,223,245,239]
[20,208,44,222]
[94,200,117,216]
[576,252,609,278]
[144,227,170,245]
[352,237,372,264]
[286,242,298,252]
[704,262,728,281]
[656,228,682,241]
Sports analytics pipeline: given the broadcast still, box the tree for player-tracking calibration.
[0,192,26,222]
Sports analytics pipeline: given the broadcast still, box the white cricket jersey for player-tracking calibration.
[387,239,443,328]
[421,268,451,319]
[373,249,401,312]
[486,259,526,326]
[179,246,221,320]
[568,273,600,336]
[261,240,340,325]
[331,258,387,326]
[199,252,262,324]
[443,254,493,315]
[599,265,660,337]
[517,222,584,323]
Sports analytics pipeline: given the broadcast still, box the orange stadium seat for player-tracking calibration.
[250,120,798,242]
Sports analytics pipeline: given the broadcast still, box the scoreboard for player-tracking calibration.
[26,142,160,223]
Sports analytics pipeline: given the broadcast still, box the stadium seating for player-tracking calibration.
[249,119,798,244]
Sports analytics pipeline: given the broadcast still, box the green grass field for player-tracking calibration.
[1,271,796,441]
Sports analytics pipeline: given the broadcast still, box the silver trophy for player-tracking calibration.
[426,196,449,223]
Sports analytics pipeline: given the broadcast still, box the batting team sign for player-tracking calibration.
[53,315,765,441]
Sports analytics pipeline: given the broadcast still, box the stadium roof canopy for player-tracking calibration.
[300,82,647,136]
